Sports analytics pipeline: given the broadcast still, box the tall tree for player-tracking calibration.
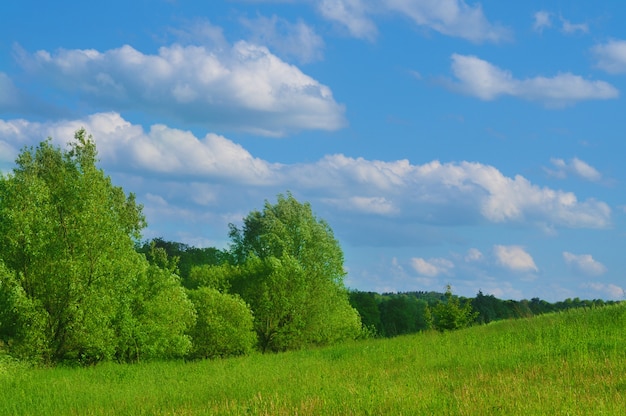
[228,193,361,352]
[0,130,194,364]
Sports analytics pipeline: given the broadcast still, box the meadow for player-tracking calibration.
[1,303,625,415]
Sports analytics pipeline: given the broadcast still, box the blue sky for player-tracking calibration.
[1,0,625,301]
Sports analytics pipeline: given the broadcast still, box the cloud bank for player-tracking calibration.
[0,112,612,232]
[15,42,346,136]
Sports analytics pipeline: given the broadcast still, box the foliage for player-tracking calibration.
[115,248,196,362]
[186,287,256,359]
[137,238,228,288]
[188,264,233,293]
[228,193,361,352]
[349,291,383,335]
[431,285,478,331]
[0,131,193,364]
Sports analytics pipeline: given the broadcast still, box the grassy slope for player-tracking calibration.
[1,304,625,415]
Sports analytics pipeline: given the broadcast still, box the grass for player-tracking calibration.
[1,303,625,415]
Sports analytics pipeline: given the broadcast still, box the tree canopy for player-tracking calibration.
[0,130,194,364]
[227,193,362,351]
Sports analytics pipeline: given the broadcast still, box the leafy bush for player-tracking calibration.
[186,288,256,359]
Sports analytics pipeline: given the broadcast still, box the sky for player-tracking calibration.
[1,1,625,301]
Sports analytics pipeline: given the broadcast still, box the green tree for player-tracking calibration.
[432,285,478,332]
[186,287,256,359]
[349,291,383,336]
[188,264,233,293]
[0,130,194,364]
[228,193,361,352]
[137,238,228,288]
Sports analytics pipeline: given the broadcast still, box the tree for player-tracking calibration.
[186,287,256,359]
[349,291,383,336]
[228,193,361,352]
[432,285,478,332]
[137,238,228,288]
[0,130,194,364]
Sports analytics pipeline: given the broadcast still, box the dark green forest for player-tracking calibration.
[0,131,619,366]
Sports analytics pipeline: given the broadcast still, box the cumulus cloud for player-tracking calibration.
[15,41,346,136]
[563,252,607,276]
[448,54,619,106]
[494,245,538,272]
[240,15,325,63]
[411,257,454,277]
[0,112,279,185]
[0,113,612,230]
[592,39,626,74]
[546,157,602,182]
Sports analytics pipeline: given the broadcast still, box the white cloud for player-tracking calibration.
[240,15,325,63]
[494,245,538,272]
[316,0,508,43]
[546,157,602,182]
[449,54,619,106]
[324,196,398,215]
[465,248,483,262]
[582,283,624,300]
[386,0,510,43]
[318,0,378,41]
[15,41,346,136]
[592,39,626,74]
[411,257,454,277]
[563,252,607,276]
[0,112,279,185]
[533,11,552,33]
[560,18,588,35]
[0,113,612,230]
[533,12,588,35]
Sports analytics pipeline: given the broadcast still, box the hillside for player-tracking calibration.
[1,303,625,415]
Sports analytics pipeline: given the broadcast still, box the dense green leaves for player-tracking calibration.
[186,288,256,359]
[0,131,194,364]
[432,285,478,332]
[228,193,361,352]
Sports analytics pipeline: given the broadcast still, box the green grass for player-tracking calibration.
[1,304,625,415]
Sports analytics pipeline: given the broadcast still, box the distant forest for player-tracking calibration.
[141,238,619,339]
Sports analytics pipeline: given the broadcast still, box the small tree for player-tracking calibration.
[432,285,477,331]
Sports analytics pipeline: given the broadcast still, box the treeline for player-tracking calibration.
[349,290,618,338]
[139,239,618,339]
[0,131,360,365]
[0,131,618,366]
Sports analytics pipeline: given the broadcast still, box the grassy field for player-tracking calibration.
[1,303,625,415]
